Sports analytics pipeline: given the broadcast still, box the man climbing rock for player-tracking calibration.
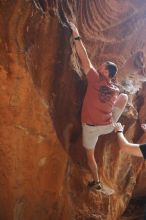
[69,22,128,190]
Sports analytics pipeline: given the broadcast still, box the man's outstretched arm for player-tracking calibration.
[69,22,93,75]
[114,123,144,157]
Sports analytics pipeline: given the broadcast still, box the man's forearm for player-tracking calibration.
[114,123,144,157]
[117,132,129,148]
[70,23,92,73]
[117,132,143,157]
[73,38,90,68]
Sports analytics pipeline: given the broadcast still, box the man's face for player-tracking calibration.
[98,63,109,79]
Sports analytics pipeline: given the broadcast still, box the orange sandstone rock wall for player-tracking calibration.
[0,1,146,219]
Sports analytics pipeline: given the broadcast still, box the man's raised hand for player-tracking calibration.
[69,22,80,37]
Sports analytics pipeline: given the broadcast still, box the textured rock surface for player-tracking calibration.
[0,0,146,219]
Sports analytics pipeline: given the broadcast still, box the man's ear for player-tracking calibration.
[106,69,109,77]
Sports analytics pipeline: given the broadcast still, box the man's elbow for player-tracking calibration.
[82,63,93,75]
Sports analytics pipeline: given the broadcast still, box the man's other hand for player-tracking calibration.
[113,122,124,133]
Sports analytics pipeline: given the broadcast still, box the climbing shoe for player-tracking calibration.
[88,180,102,190]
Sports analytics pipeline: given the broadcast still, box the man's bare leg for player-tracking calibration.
[86,149,99,182]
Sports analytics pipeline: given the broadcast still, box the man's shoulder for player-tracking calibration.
[87,67,99,79]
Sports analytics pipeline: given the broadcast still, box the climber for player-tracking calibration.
[69,22,128,190]
[114,122,146,158]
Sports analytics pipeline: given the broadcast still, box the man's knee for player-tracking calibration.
[119,93,128,104]
[117,93,128,108]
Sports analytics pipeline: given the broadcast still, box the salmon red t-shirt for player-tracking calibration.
[81,68,119,125]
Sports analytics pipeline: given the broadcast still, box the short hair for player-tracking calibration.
[105,61,118,78]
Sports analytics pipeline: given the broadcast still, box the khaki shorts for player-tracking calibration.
[82,107,122,150]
